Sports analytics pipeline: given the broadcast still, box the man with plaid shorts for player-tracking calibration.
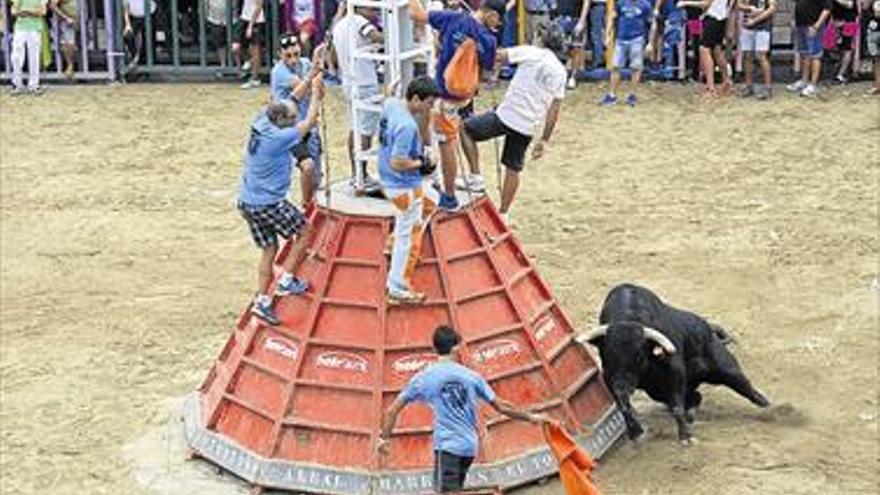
[238,88,323,326]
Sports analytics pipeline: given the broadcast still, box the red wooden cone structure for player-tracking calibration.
[184,189,625,494]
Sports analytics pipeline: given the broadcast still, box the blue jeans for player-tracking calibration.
[589,3,607,67]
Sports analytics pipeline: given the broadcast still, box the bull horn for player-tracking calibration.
[642,327,677,354]
[576,325,608,345]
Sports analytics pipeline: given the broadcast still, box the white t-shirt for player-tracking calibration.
[332,13,380,88]
[705,0,729,20]
[240,0,265,23]
[124,0,156,17]
[496,46,566,137]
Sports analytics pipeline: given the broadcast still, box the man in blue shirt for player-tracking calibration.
[379,325,550,493]
[378,76,443,305]
[409,0,504,210]
[601,0,654,106]
[270,32,326,205]
[238,83,323,326]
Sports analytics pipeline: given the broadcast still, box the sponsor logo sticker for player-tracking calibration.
[391,353,437,374]
[316,351,369,373]
[533,316,557,342]
[263,337,300,361]
[472,338,521,364]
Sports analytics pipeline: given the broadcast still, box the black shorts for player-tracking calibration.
[291,131,315,164]
[463,111,532,172]
[238,199,307,249]
[234,19,264,47]
[700,16,726,48]
[434,450,474,493]
[207,22,227,51]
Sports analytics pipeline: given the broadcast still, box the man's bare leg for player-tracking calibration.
[300,158,316,205]
[257,244,279,296]
[459,126,481,177]
[499,167,520,214]
[610,68,621,95]
[630,68,642,94]
[699,46,715,95]
[249,42,260,81]
[712,45,731,92]
[758,51,771,86]
[281,232,310,276]
[439,140,458,196]
[62,43,75,78]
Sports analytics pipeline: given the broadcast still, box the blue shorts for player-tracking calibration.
[795,25,823,58]
[613,37,645,70]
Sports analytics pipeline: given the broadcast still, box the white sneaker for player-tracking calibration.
[786,80,808,92]
[800,84,818,98]
[454,173,486,193]
[241,78,261,89]
[567,76,576,90]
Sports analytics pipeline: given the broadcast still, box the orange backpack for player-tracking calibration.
[443,38,480,100]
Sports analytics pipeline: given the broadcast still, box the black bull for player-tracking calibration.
[578,283,770,444]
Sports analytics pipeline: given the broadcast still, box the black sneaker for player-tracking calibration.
[251,300,280,326]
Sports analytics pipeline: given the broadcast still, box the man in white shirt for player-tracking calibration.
[459,26,566,222]
[331,4,384,191]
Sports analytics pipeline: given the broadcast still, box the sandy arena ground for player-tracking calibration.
[1,81,877,495]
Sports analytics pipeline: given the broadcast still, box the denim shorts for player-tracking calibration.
[795,25,823,58]
[613,37,645,70]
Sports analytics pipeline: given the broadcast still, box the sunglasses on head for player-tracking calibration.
[279,34,299,48]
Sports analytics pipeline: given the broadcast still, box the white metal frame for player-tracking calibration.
[345,0,435,191]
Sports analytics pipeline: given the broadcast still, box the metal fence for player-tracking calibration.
[0,0,338,82]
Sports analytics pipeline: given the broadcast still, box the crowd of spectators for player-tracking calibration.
[4,0,880,96]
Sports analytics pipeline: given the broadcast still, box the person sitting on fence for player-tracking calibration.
[51,0,77,79]
[737,0,776,99]
[830,0,857,84]
[331,2,385,193]
[378,76,441,305]
[460,26,567,224]
[122,0,157,71]
[205,0,228,68]
[866,0,880,95]
[601,0,654,106]
[408,0,505,211]
[786,0,831,97]
[270,33,326,205]
[10,0,46,95]
[677,0,733,99]
[237,90,324,326]
[233,0,265,89]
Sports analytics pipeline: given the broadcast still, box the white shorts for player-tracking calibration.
[739,29,770,53]
[343,84,382,136]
